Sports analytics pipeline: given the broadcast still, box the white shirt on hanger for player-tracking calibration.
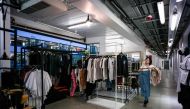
[87,58,94,83]
[108,57,115,81]
[102,58,108,80]
[25,69,52,109]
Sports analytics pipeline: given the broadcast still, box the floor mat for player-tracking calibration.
[87,98,125,109]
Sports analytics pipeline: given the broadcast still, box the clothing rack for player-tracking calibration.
[20,45,45,109]
[20,46,84,108]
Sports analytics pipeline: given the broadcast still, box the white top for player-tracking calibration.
[87,58,93,83]
[108,57,115,81]
[102,58,108,68]
[25,69,52,98]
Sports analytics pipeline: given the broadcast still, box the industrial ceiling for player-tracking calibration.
[102,0,170,57]
[10,0,190,57]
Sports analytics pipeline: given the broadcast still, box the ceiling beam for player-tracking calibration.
[129,12,159,20]
[142,18,169,23]
[141,28,168,30]
[131,1,169,7]
[150,34,168,36]
[131,1,157,7]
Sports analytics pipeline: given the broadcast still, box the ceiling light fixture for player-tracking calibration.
[157,1,165,24]
[176,0,183,2]
[68,15,92,29]
[171,6,178,31]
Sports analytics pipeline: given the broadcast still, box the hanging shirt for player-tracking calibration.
[87,58,94,83]
[25,69,52,98]
[117,54,128,77]
[102,58,108,80]
[94,58,103,81]
[25,69,52,109]
[108,57,116,81]
[100,58,104,69]
[93,58,97,82]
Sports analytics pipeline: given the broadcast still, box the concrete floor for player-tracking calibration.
[46,70,182,109]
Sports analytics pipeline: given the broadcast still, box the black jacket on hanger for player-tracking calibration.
[117,53,128,77]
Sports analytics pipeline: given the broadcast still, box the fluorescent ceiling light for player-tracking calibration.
[171,6,178,31]
[106,35,122,39]
[68,22,90,29]
[157,1,165,24]
[171,13,178,31]
[176,0,183,2]
[68,15,92,29]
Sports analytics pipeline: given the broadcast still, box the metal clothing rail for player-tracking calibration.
[20,45,45,109]
[20,45,84,109]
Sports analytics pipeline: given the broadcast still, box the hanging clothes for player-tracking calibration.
[87,58,91,83]
[93,58,97,82]
[29,51,41,65]
[79,69,87,91]
[87,58,94,83]
[70,69,77,96]
[149,65,161,86]
[93,58,103,82]
[117,53,128,77]
[108,57,116,81]
[96,58,103,81]
[102,58,108,80]
[25,69,52,109]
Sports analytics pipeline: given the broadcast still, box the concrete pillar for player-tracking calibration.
[0,7,11,86]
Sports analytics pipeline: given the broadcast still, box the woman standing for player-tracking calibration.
[139,56,152,107]
[177,47,190,109]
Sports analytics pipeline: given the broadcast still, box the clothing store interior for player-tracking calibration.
[0,0,190,109]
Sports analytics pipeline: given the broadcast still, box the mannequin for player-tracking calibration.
[177,47,190,109]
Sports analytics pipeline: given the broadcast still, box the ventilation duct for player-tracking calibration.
[20,0,68,14]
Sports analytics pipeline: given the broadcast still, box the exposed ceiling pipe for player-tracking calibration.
[42,0,68,11]
[133,0,165,55]
[107,0,155,51]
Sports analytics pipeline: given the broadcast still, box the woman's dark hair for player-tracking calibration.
[145,56,152,65]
